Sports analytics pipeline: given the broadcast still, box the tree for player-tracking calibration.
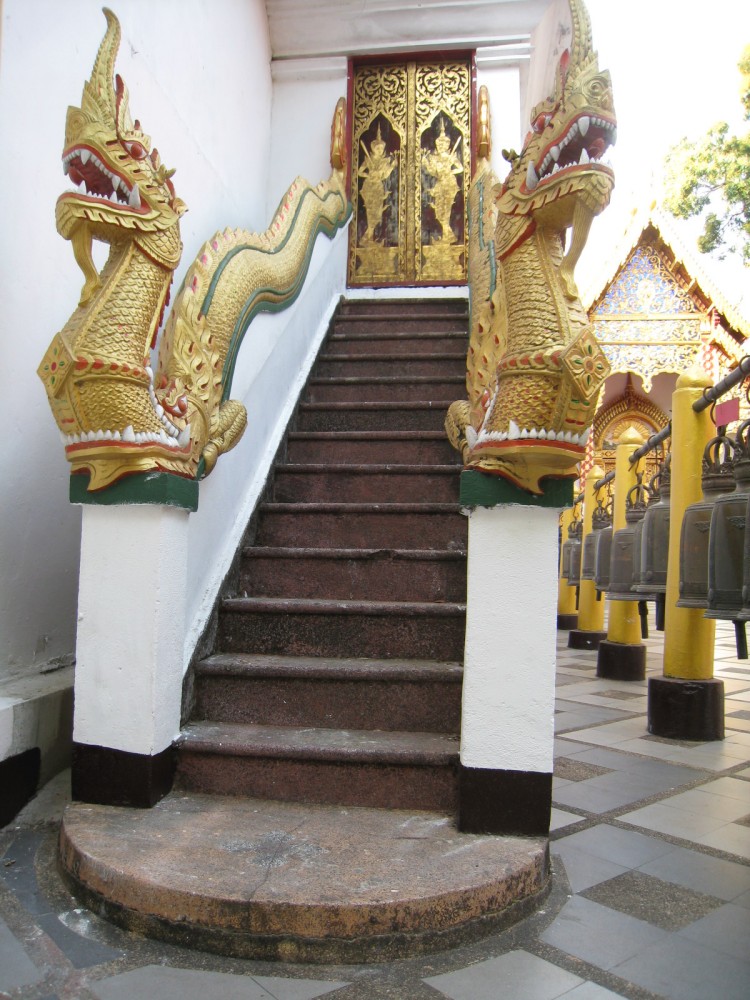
[663,46,750,264]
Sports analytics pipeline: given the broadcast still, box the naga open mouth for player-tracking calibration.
[61,366,191,451]
[62,145,142,210]
[526,114,616,191]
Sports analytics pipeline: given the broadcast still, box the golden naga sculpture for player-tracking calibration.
[38,9,349,492]
[446,0,615,494]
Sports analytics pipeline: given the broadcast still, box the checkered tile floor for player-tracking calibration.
[2,617,749,999]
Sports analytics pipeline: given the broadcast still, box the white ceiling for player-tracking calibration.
[265,0,552,60]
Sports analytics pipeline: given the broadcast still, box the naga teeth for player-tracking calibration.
[474,426,590,448]
[550,145,560,162]
[578,115,590,137]
[80,149,91,165]
[526,162,539,191]
[129,184,141,209]
[580,148,590,164]
[63,426,181,449]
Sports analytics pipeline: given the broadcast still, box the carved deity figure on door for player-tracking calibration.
[422,119,463,245]
[358,126,397,243]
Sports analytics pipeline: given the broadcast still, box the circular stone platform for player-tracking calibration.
[59,791,549,963]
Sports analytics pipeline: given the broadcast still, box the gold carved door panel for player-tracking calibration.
[348,58,472,287]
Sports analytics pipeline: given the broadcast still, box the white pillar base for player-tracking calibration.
[74,504,189,758]
[459,502,560,834]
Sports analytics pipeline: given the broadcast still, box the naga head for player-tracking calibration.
[57,8,186,304]
[497,0,616,257]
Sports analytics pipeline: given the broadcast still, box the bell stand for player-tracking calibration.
[557,507,579,631]
[699,373,750,662]
[648,366,746,741]
[596,426,648,680]
[568,464,609,650]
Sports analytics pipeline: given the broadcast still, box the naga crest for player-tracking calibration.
[57,7,185,306]
[446,0,615,494]
[496,0,616,297]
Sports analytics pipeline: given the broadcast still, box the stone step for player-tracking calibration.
[337,297,467,318]
[59,793,548,963]
[218,596,466,660]
[323,331,467,356]
[175,721,460,812]
[285,431,458,465]
[193,653,463,731]
[305,375,465,403]
[296,401,453,432]
[332,316,467,335]
[256,502,467,550]
[272,464,460,503]
[314,353,466,378]
[239,546,467,601]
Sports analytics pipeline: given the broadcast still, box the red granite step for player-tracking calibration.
[286,431,458,465]
[338,297,467,318]
[192,653,462,731]
[315,353,465,378]
[295,401,453,432]
[218,597,466,660]
[305,375,465,403]
[333,315,467,333]
[272,464,460,503]
[239,547,467,601]
[323,331,467,356]
[256,502,466,550]
[335,307,466,332]
[175,721,460,812]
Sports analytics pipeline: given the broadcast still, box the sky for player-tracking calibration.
[577,0,750,306]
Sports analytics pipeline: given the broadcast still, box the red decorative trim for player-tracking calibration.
[498,220,536,262]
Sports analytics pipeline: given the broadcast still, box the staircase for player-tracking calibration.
[59,297,550,962]
[175,297,470,813]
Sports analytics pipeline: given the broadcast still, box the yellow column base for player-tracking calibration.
[607,600,643,645]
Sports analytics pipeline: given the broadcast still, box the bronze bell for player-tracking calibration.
[593,524,613,595]
[566,516,583,587]
[678,432,736,611]
[633,457,671,631]
[561,530,572,580]
[581,495,611,582]
[605,476,652,637]
[706,419,750,658]
[738,499,750,626]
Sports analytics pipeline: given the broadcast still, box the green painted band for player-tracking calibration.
[459,469,574,509]
[69,471,199,512]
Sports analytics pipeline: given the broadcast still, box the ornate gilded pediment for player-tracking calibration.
[592,243,706,392]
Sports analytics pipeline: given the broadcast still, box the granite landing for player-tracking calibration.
[58,792,549,964]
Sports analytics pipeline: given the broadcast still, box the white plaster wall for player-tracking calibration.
[267,57,349,220]
[0,0,272,754]
[460,504,559,773]
[475,55,525,174]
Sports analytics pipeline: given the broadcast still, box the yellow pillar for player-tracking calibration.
[649,369,724,740]
[663,371,716,678]
[557,508,578,629]
[569,464,608,649]
[597,426,647,679]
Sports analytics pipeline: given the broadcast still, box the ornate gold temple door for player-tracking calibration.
[347,57,472,287]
